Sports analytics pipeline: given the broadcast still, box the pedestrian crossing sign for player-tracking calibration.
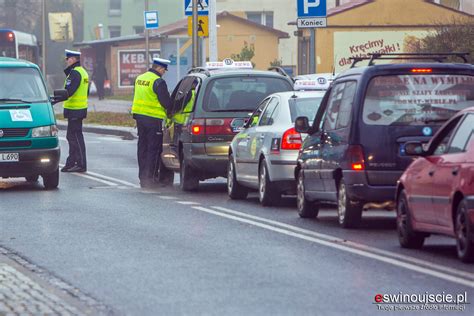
[184,0,209,16]
[187,16,209,37]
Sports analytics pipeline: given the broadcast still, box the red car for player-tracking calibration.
[396,107,474,262]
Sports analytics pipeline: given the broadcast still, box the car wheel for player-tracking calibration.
[227,154,248,200]
[396,190,425,249]
[258,159,280,206]
[179,158,199,191]
[25,175,39,182]
[42,168,59,190]
[296,169,319,218]
[455,199,474,263]
[337,180,362,228]
[156,159,174,186]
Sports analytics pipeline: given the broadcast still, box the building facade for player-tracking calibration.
[82,0,183,41]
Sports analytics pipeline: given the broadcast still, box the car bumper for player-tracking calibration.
[185,143,229,178]
[268,152,298,182]
[343,170,396,203]
[0,147,60,177]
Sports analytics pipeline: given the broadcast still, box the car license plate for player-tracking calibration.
[0,152,19,162]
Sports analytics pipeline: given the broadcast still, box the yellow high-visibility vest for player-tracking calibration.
[64,66,89,110]
[131,71,167,119]
[172,89,195,124]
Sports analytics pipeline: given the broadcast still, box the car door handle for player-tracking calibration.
[428,170,435,176]
[452,168,459,176]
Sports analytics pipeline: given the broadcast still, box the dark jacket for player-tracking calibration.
[63,61,87,119]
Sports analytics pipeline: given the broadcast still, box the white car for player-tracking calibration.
[227,81,327,206]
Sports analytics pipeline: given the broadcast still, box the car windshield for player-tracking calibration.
[363,74,474,126]
[0,67,48,103]
[289,97,323,122]
[203,76,292,112]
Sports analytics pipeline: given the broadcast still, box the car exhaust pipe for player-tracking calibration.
[363,201,395,211]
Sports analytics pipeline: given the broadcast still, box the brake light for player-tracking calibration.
[205,118,234,135]
[7,32,14,42]
[191,119,205,135]
[281,128,302,150]
[347,145,365,171]
[411,68,432,73]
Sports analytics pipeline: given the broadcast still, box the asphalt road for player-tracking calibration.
[1,131,473,315]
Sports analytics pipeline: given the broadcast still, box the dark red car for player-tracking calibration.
[396,107,474,262]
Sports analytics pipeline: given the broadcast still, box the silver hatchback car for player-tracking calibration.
[227,88,326,206]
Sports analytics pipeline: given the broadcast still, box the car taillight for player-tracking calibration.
[347,145,365,171]
[281,128,302,150]
[411,68,432,73]
[191,119,205,135]
[205,118,234,135]
[7,32,14,42]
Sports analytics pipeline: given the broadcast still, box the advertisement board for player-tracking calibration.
[333,31,431,72]
[117,50,161,88]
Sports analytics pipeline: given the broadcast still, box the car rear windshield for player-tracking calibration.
[0,67,48,103]
[363,74,474,126]
[289,97,323,122]
[202,76,292,112]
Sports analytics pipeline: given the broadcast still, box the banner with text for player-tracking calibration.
[118,50,161,88]
[333,31,431,72]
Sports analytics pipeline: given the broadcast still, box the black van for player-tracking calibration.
[294,53,474,228]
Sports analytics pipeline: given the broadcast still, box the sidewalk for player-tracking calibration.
[55,96,137,139]
[54,96,132,114]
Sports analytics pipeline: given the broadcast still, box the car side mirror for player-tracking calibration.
[51,89,68,105]
[404,141,426,156]
[295,116,310,133]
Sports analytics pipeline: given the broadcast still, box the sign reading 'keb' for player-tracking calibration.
[297,0,327,29]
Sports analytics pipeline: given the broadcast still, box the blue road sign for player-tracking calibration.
[185,0,209,16]
[144,11,159,29]
[297,0,327,17]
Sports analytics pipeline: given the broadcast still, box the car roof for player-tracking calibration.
[270,91,326,99]
[458,106,474,115]
[0,57,39,69]
[337,62,474,79]
[187,68,293,81]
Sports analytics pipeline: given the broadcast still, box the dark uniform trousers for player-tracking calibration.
[65,117,87,169]
[135,115,163,185]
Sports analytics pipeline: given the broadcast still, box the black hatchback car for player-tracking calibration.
[294,53,474,228]
[158,60,294,191]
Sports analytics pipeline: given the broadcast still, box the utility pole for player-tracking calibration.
[145,0,150,68]
[42,0,46,77]
[192,0,198,67]
[309,29,315,74]
[209,0,217,62]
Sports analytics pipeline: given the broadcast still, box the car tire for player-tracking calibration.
[259,158,280,206]
[455,199,474,263]
[296,169,319,218]
[337,180,362,228]
[396,190,425,249]
[227,154,248,200]
[25,175,39,182]
[42,168,59,190]
[179,159,199,192]
[156,159,174,186]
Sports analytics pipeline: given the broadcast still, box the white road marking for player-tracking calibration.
[59,164,139,188]
[191,206,474,288]
[176,201,201,205]
[212,206,474,281]
[159,196,178,200]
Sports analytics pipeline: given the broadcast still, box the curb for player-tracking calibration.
[57,120,137,140]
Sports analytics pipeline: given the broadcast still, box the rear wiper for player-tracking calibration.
[210,108,254,112]
[0,98,30,103]
[421,118,447,124]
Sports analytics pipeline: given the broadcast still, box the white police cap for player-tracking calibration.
[153,57,171,69]
[65,49,81,58]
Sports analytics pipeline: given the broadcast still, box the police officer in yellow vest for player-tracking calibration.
[132,57,171,188]
[61,49,89,173]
